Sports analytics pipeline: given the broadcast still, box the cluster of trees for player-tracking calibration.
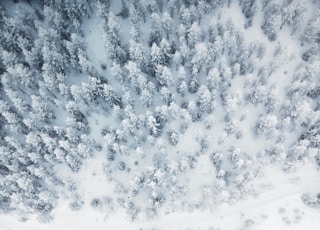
[261,0,307,40]
[0,0,319,221]
[0,0,95,220]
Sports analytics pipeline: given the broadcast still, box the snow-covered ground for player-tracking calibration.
[0,164,319,230]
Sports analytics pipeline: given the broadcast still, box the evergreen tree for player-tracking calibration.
[197,85,215,113]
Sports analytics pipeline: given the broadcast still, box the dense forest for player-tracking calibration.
[0,0,319,224]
